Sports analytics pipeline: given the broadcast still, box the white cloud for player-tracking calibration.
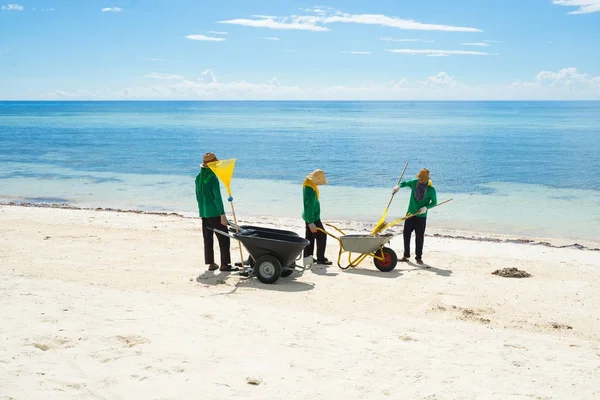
[462,42,490,47]
[484,40,504,44]
[381,37,435,43]
[101,7,123,13]
[185,34,226,42]
[342,51,371,54]
[323,13,482,32]
[258,37,282,40]
[144,73,185,80]
[219,16,329,31]
[39,68,600,101]
[530,67,600,89]
[416,72,459,88]
[207,31,228,35]
[299,6,333,15]
[218,9,482,32]
[199,69,217,84]
[386,48,493,56]
[552,0,600,14]
[1,4,24,11]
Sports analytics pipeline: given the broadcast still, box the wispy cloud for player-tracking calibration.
[101,7,123,13]
[386,49,493,56]
[144,73,184,80]
[552,0,600,14]
[258,37,282,40]
[484,40,504,44]
[219,16,329,31]
[381,37,435,43]
[185,34,226,42]
[219,9,482,32]
[324,13,482,32]
[462,42,490,47]
[299,6,333,15]
[342,51,371,55]
[1,4,24,11]
[207,31,228,35]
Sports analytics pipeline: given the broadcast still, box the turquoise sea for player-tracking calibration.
[1,101,599,241]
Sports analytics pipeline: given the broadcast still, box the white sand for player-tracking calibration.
[1,205,599,399]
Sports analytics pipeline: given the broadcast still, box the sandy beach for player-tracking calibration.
[1,204,599,399]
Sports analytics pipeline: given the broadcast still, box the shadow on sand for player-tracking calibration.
[196,270,315,293]
[398,260,453,277]
[236,275,315,292]
[343,268,403,278]
[309,265,339,277]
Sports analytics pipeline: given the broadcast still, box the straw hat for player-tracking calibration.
[417,168,430,183]
[307,169,328,185]
[201,152,218,168]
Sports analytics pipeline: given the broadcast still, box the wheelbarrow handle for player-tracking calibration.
[316,227,341,240]
[209,227,237,240]
[324,223,347,236]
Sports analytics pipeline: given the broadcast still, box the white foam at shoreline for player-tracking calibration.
[3,201,598,251]
[1,161,599,243]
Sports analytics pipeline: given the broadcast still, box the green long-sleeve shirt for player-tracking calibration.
[302,184,321,223]
[400,179,437,218]
[195,167,225,218]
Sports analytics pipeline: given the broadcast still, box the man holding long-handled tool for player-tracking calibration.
[195,152,237,272]
[392,168,437,265]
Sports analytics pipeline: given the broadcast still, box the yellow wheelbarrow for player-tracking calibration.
[317,198,452,272]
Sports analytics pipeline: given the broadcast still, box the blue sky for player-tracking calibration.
[1,0,599,99]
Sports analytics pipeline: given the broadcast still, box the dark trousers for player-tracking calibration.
[403,217,427,260]
[202,217,231,265]
[304,220,327,261]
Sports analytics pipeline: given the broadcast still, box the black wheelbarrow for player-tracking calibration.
[229,223,299,238]
[213,225,310,284]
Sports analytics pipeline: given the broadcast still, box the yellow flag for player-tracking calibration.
[207,158,236,197]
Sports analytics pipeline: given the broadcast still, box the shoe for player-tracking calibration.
[208,263,219,271]
[316,258,332,265]
[219,264,240,272]
[400,257,410,262]
[416,259,424,265]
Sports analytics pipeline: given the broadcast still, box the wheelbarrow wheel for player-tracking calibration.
[280,268,294,278]
[255,255,282,284]
[374,247,398,272]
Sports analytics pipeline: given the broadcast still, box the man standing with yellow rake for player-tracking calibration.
[392,168,437,265]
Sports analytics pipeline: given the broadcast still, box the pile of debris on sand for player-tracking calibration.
[492,267,532,278]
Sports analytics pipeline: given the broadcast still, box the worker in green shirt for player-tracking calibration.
[302,169,331,265]
[392,168,437,264]
[195,152,236,272]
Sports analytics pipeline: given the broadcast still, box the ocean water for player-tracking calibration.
[1,101,599,241]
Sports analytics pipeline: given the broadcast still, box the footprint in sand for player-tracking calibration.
[30,337,74,351]
[433,303,493,325]
[116,335,150,347]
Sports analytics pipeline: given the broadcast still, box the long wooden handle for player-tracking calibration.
[228,201,245,272]
[385,162,409,209]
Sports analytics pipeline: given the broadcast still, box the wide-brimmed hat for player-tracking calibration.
[201,152,218,168]
[307,169,328,185]
[417,168,430,182]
